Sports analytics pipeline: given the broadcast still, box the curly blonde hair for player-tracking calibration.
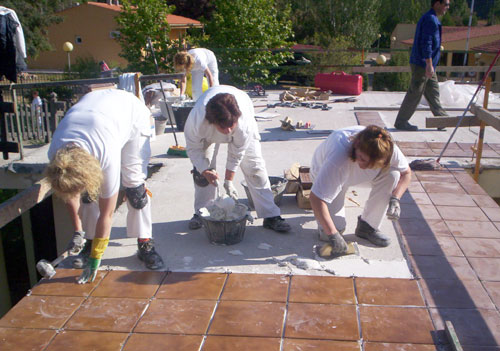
[350,125,394,170]
[173,51,194,72]
[45,146,103,202]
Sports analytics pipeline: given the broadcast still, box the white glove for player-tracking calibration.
[224,179,238,200]
[386,196,401,221]
[180,94,186,101]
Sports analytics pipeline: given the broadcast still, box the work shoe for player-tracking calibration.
[137,239,164,270]
[72,239,92,269]
[189,214,203,230]
[394,121,418,131]
[355,216,390,247]
[263,216,291,233]
[318,226,345,242]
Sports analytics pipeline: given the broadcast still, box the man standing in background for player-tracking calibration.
[394,0,450,131]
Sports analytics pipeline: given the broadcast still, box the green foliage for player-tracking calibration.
[373,52,411,92]
[116,0,177,74]
[313,36,363,74]
[200,0,294,86]
[167,0,215,21]
[2,0,83,59]
[489,0,500,24]
[65,56,101,79]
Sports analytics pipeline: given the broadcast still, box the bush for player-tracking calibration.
[373,52,410,92]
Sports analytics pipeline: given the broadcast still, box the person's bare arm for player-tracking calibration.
[392,167,412,199]
[310,192,338,235]
[65,195,83,232]
[179,75,187,96]
[204,68,214,87]
[94,193,119,239]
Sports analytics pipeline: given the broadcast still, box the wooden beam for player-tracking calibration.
[354,106,500,112]
[445,321,464,351]
[471,104,500,132]
[0,178,53,229]
[352,66,500,73]
[425,116,480,128]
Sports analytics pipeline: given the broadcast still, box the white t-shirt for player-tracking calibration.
[184,85,259,173]
[48,89,151,198]
[188,48,217,72]
[31,96,42,111]
[311,126,409,203]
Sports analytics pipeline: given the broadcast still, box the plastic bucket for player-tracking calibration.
[241,176,288,210]
[154,118,167,135]
[172,106,193,132]
[199,203,249,245]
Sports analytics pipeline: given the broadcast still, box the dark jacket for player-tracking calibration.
[0,13,25,83]
[410,9,442,69]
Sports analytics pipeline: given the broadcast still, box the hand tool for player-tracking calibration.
[36,250,72,279]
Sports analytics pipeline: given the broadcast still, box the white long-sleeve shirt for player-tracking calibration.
[184,85,259,173]
[188,48,217,73]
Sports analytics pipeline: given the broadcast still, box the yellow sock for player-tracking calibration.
[90,237,109,260]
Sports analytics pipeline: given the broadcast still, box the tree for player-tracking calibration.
[1,0,80,59]
[489,0,500,24]
[167,0,215,21]
[116,0,177,73]
[200,0,294,86]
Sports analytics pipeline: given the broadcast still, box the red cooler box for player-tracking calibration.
[314,71,363,95]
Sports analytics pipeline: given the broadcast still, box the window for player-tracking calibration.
[110,31,120,39]
[75,36,82,44]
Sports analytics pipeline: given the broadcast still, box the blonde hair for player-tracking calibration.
[45,146,103,202]
[173,51,194,72]
[350,125,394,170]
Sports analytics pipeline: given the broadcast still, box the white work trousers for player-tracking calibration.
[191,65,220,101]
[194,138,280,219]
[319,170,400,232]
[80,135,152,239]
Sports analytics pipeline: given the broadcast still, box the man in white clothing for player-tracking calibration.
[184,85,290,233]
[46,89,164,283]
[310,125,411,258]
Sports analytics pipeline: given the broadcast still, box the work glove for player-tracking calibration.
[224,179,238,200]
[66,231,86,254]
[386,196,401,221]
[180,94,186,101]
[77,257,100,284]
[316,232,349,259]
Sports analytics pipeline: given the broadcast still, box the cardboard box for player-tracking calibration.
[296,188,312,209]
[299,166,312,190]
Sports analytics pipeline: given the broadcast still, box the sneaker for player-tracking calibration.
[263,216,291,233]
[137,239,164,270]
[354,216,390,247]
[394,121,418,131]
[189,214,203,230]
[318,227,345,242]
[72,239,92,269]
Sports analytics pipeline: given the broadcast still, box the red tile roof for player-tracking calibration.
[472,39,500,53]
[402,25,500,45]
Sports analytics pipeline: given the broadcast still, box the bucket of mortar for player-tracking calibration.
[241,176,288,210]
[199,203,251,245]
[172,101,195,132]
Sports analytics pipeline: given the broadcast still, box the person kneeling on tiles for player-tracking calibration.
[310,125,411,258]
[185,85,290,233]
[45,89,164,284]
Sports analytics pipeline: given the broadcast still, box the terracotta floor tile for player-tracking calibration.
[428,192,476,207]
[203,336,280,351]
[455,238,500,257]
[430,308,500,346]
[483,281,500,307]
[496,222,500,232]
[282,338,360,351]
[156,272,226,300]
[398,218,451,236]
[65,297,149,332]
[30,269,106,297]
[359,306,434,344]
[415,170,455,182]
[45,330,128,351]
[400,148,437,157]
[90,270,166,298]
[285,303,358,341]
[409,255,477,281]
[365,342,438,351]
[396,141,430,149]
[0,328,55,350]
[457,142,475,154]
[469,257,500,281]
[420,279,495,309]
[400,204,441,220]
[123,333,202,351]
[355,278,424,306]
[483,207,500,222]
[420,181,465,194]
[451,172,478,186]
[400,192,432,205]
[461,182,488,196]
[210,300,285,337]
[408,181,425,193]
[221,273,289,302]
[0,295,83,329]
[471,195,500,208]
[445,220,500,238]
[437,206,489,221]
[135,299,215,334]
[288,276,354,304]
[402,235,463,256]
[427,142,461,150]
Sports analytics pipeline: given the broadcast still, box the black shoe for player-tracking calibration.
[72,239,92,269]
[394,121,418,131]
[263,216,291,233]
[189,214,202,230]
[137,239,164,270]
[354,216,390,247]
